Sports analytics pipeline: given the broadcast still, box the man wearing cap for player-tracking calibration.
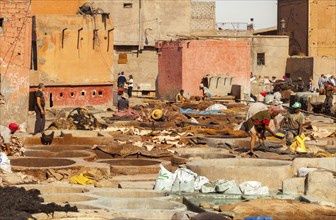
[199,83,211,100]
[34,83,46,135]
[240,108,281,153]
[0,123,20,155]
[281,102,305,145]
[117,93,129,111]
[296,77,304,92]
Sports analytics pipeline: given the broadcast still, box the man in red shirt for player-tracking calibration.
[241,107,281,153]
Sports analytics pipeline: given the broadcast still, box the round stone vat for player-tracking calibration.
[305,139,336,153]
[201,137,251,148]
[174,147,223,155]
[11,158,76,168]
[24,150,96,161]
[92,189,167,198]
[32,212,108,220]
[21,184,89,194]
[97,158,170,175]
[187,158,293,189]
[25,145,92,152]
[172,153,235,165]
[41,194,97,203]
[96,198,186,220]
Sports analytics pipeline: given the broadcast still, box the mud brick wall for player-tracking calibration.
[191,1,216,33]
[0,0,32,125]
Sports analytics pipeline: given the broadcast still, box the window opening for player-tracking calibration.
[123,3,133,8]
[257,53,265,66]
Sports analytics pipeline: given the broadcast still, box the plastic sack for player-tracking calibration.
[215,179,242,194]
[194,176,209,191]
[171,168,197,193]
[0,152,12,173]
[290,134,307,153]
[154,164,176,191]
[205,104,227,111]
[239,181,269,195]
[19,122,27,133]
[201,182,216,193]
[190,117,199,124]
[0,125,11,144]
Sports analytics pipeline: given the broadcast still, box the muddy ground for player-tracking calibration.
[0,186,77,220]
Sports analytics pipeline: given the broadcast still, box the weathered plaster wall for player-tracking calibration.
[30,15,113,87]
[95,0,192,47]
[251,36,289,79]
[113,49,158,91]
[313,57,336,86]
[182,40,250,97]
[0,0,32,125]
[278,0,308,56]
[157,42,183,100]
[94,0,192,92]
[158,40,250,100]
[32,0,85,15]
[308,0,336,57]
[191,0,216,35]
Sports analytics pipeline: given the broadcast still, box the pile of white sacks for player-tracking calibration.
[154,164,269,195]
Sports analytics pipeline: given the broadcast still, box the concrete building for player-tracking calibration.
[278,0,336,86]
[0,0,32,125]
[94,0,216,96]
[157,39,251,100]
[29,1,114,107]
[157,34,289,101]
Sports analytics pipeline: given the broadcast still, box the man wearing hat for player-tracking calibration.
[0,123,20,155]
[117,93,129,111]
[240,107,281,154]
[280,102,305,145]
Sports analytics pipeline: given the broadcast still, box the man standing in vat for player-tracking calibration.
[33,83,46,135]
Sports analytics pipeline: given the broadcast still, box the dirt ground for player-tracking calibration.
[0,186,77,220]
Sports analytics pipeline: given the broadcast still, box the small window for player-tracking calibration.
[60,92,63,97]
[92,90,96,96]
[257,53,265,66]
[118,53,128,64]
[123,3,133,8]
[81,91,86,96]
[70,92,74,97]
[98,91,103,96]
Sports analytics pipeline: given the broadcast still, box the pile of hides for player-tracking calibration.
[48,108,107,130]
[0,136,25,157]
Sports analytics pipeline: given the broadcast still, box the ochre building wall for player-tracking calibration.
[0,0,32,125]
[32,0,86,15]
[309,0,336,57]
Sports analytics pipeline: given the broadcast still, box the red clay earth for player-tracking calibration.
[0,186,77,220]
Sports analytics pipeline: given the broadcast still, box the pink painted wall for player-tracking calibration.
[157,41,183,100]
[29,85,113,108]
[158,39,251,100]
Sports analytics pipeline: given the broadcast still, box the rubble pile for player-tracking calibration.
[0,136,25,156]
